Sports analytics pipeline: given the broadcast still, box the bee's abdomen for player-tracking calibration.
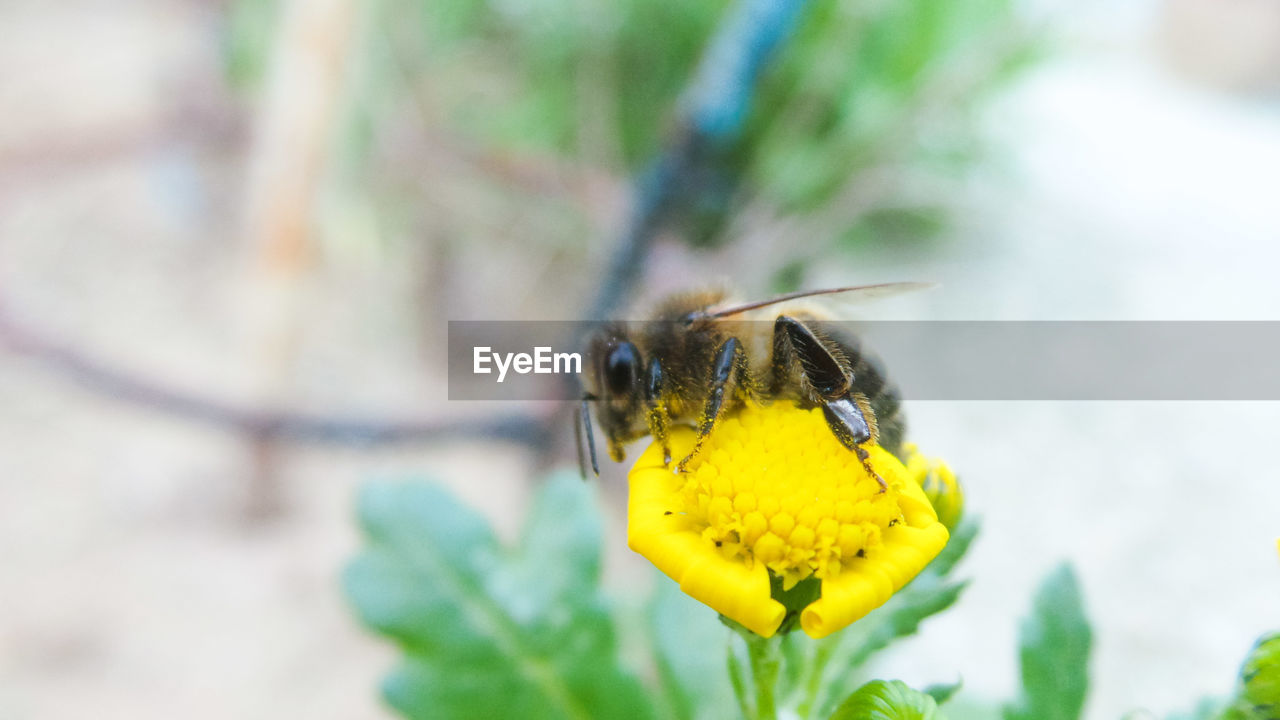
[868,385,904,458]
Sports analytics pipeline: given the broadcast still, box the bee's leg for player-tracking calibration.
[821,395,887,492]
[644,356,672,466]
[772,316,886,492]
[677,336,744,473]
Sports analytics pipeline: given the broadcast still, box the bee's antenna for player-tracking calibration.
[573,405,586,479]
[577,396,600,478]
[704,281,936,319]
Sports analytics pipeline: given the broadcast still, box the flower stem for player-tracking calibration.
[745,633,782,720]
[799,637,836,716]
[727,635,752,720]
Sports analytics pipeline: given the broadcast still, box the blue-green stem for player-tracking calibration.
[745,633,782,720]
[799,636,837,716]
[728,636,752,719]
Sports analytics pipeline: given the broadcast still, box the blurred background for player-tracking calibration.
[2,0,1279,718]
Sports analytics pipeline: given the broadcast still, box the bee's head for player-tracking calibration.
[583,325,648,463]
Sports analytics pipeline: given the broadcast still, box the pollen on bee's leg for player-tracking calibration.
[855,445,887,493]
[675,447,701,474]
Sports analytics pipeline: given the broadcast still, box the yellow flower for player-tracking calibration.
[904,443,965,530]
[627,401,950,639]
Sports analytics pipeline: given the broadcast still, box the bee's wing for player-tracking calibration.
[705,282,934,319]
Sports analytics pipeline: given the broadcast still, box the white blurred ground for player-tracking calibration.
[852,25,1280,717]
[1,2,1279,720]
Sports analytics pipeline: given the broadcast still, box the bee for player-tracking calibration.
[575,282,925,489]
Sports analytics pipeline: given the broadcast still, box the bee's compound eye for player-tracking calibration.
[605,342,641,395]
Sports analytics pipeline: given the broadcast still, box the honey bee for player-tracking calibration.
[575,283,925,489]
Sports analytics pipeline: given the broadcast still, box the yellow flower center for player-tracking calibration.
[678,405,905,591]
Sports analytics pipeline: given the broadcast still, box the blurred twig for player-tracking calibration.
[0,302,550,446]
[0,94,243,189]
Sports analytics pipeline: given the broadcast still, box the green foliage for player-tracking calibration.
[1239,632,1280,713]
[924,680,963,707]
[830,679,944,720]
[398,0,1037,170]
[770,258,809,294]
[924,517,979,580]
[221,0,281,90]
[1003,564,1092,720]
[343,474,654,720]
[845,571,969,672]
[401,0,729,168]
[344,471,979,720]
[740,0,1039,215]
[1177,631,1280,720]
[342,469,1273,720]
[370,0,1040,249]
[774,574,825,634]
[839,207,949,253]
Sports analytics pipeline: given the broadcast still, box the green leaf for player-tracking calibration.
[778,629,811,705]
[1003,564,1092,720]
[1168,632,1280,720]
[846,579,969,671]
[924,679,963,706]
[1203,631,1280,720]
[830,679,944,720]
[344,473,655,720]
[924,517,979,581]
[726,633,752,720]
[1239,631,1280,711]
[649,574,736,720]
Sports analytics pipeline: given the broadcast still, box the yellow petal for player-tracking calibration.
[802,457,950,638]
[629,438,786,637]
